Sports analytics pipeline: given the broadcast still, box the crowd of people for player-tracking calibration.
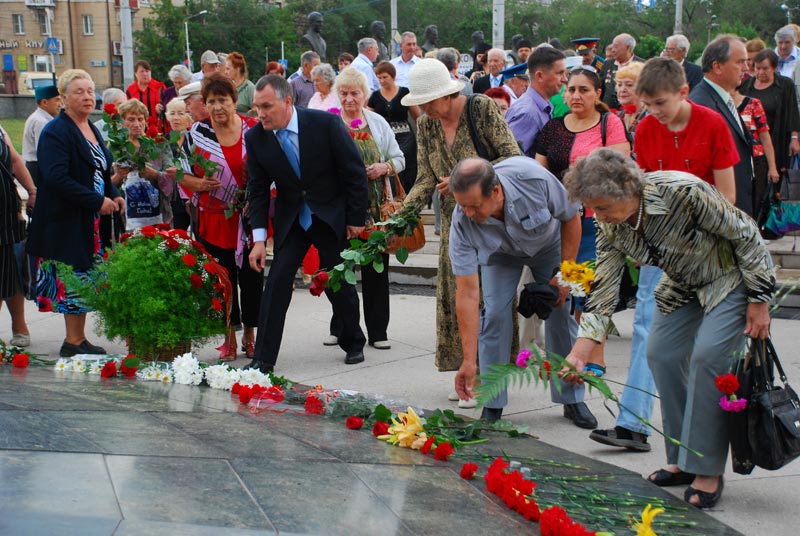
[4,23,794,511]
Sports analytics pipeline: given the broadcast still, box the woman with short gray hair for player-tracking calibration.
[307,63,339,111]
[561,148,774,510]
[161,64,193,110]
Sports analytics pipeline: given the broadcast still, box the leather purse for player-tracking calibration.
[380,170,426,255]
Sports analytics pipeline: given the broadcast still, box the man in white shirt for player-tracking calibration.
[472,49,506,93]
[22,85,61,185]
[390,32,421,87]
[351,37,380,93]
[775,25,800,78]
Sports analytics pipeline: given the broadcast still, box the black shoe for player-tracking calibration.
[480,407,503,423]
[60,340,107,357]
[345,350,365,365]
[648,468,696,487]
[685,476,724,509]
[590,426,651,452]
[245,360,273,374]
[563,402,598,429]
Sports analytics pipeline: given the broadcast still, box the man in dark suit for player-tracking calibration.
[598,33,645,109]
[245,74,369,373]
[665,34,703,90]
[472,48,506,94]
[689,35,754,216]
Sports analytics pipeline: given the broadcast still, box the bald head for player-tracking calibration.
[486,48,506,76]
[451,157,497,196]
[612,33,636,63]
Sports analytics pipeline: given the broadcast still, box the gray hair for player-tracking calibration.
[310,63,336,86]
[168,64,192,83]
[563,149,645,202]
[401,31,417,43]
[667,34,690,54]
[436,48,460,71]
[487,48,505,62]
[332,67,370,101]
[300,50,320,66]
[450,157,499,197]
[776,25,797,43]
[358,38,377,54]
[616,33,636,50]
[701,34,739,74]
[255,74,293,102]
[101,87,125,106]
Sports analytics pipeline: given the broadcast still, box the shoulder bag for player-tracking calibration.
[379,169,426,255]
[466,94,492,160]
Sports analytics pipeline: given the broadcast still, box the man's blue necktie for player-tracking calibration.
[276,129,312,230]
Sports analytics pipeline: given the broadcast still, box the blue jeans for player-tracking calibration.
[616,265,660,435]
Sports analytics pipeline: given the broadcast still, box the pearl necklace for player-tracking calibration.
[629,197,644,231]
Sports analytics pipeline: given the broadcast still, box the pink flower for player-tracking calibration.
[349,118,363,129]
[515,349,532,368]
[327,107,341,115]
[720,395,748,413]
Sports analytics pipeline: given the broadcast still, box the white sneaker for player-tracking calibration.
[370,340,391,350]
[458,398,478,409]
[322,335,338,346]
[447,391,460,402]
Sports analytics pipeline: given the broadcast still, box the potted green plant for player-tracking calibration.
[61,225,231,360]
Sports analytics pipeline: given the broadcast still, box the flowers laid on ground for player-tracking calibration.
[59,225,232,358]
[632,504,664,536]
[0,340,49,369]
[556,260,595,297]
[715,372,747,412]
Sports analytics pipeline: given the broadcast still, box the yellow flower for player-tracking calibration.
[632,504,664,536]
[381,406,426,448]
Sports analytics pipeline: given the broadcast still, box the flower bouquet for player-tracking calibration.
[59,225,232,359]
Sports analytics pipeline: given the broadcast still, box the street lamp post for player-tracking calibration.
[782,4,792,24]
[708,15,720,44]
[184,10,208,72]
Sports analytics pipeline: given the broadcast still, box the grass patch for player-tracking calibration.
[1,119,26,153]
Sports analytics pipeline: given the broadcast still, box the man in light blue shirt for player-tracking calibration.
[351,37,380,93]
[506,47,569,158]
[390,32,421,88]
[775,25,800,78]
[449,156,595,429]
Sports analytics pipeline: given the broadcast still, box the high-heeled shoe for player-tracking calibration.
[241,341,255,359]
[216,341,237,361]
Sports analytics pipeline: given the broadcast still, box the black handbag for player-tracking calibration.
[730,338,800,474]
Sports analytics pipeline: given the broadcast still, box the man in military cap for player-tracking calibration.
[572,37,605,72]
[499,63,529,103]
[23,84,61,186]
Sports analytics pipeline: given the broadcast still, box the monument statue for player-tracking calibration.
[371,21,389,62]
[421,25,439,54]
[300,12,327,61]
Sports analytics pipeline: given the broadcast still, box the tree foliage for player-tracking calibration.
[135,0,793,84]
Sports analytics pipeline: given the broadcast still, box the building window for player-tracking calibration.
[12,14,25,35]
[34,55,52,72]
[82,15,94,36]
[36,11,51,36]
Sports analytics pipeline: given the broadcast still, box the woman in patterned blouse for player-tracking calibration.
[560,149,773,510]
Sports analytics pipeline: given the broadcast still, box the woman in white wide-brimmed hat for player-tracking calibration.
[400,58,521,410]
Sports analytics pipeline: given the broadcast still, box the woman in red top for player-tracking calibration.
[125,60,166,134]
[183,73,261,360]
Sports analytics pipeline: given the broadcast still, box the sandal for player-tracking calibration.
[241,341,255,359]
[647,468,695,487]
[216,341,237,361]
[685,476,724,509]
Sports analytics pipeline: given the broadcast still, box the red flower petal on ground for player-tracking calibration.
[433,441,455,461]
[304,394,325,415]
[140,226,157,238]
[345,416,364,430]
[100,361,117,378]
[164,238,180,250]
[189,273,203,288]
[715,373,739,395]
[372,421,390,436]
[182,253,197,267]
[211,298,223,311]
[420,435,436,455]
[11,354,29,368]
[460,462,478,480]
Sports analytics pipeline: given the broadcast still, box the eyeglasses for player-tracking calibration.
[664,47,677,53]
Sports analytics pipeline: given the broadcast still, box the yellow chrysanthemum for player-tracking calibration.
[632,504,664,536]
[380,406,426,448]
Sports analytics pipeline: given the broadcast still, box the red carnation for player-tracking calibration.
[420,435,436,455]
[140,225,157,238]
[169,228,190,240]
[182,253,197,267]
[120,363,138,378]
[103,103,118,116]
[345,416,364,430]
[263,385,285,403]
[100,361,117,378]
[12,353,29,368]
[190,273,203,288]
[539,360,552,380]
[460,462,479,480]
[213,282,225,293]
[119,232,133,243]
[211,298,223,311]
[715,373,740,395]
[433,441,455,461]
[192,240,206,250]
[231,382,241,394]
[372,421,390,436]
[203,262,218,275]
[154,223,170,231]
[304,394,325,415]
[164,238,180,250]
[238,385,254,404]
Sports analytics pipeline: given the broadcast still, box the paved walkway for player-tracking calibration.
[2,291,798,534]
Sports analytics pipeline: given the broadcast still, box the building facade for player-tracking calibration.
[1,0,154,92]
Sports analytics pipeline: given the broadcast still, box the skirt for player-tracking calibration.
[0,243,23,300]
